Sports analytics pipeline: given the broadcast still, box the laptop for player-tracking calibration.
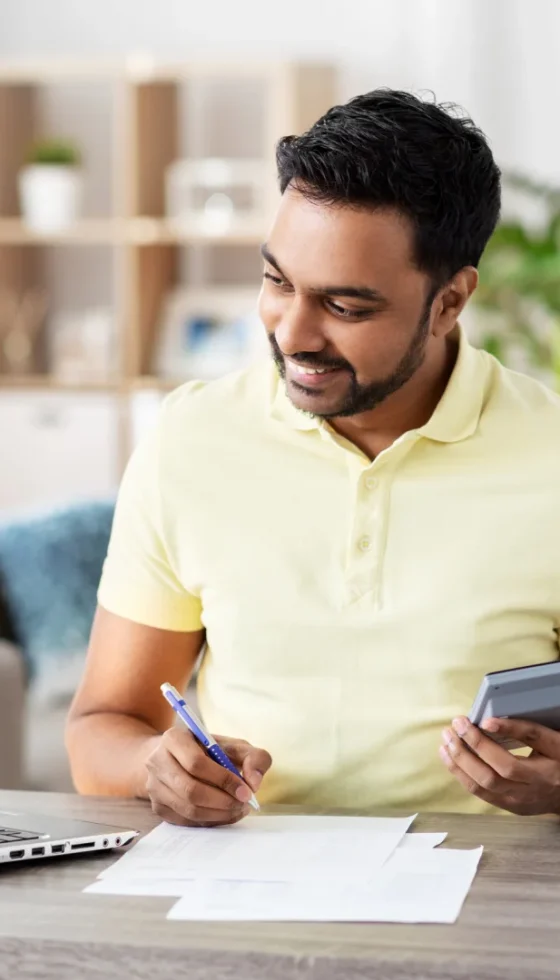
[0,808,139,864]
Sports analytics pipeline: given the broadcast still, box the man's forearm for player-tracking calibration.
[65,712,162,798]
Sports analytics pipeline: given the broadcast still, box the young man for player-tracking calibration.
[67,90,560,825]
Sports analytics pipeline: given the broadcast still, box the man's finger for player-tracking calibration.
[165,730,252,802]
[153,753,247,813]
[449,717,530,782]
[438,744,498,805]
[480,717,560,759]
[440,729,512,794]
[149,780,249,827]
[216,737,273,791]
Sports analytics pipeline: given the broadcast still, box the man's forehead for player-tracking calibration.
[268,189,417,282]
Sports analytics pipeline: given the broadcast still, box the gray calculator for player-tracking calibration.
[469,660,560,750]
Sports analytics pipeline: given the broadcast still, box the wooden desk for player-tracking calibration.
[0,791,559,980]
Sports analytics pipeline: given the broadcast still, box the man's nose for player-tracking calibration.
[274,295,325,357]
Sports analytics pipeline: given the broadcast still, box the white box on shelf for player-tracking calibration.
[165,159,267,236]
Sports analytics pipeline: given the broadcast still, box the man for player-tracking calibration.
[67,90,560,825]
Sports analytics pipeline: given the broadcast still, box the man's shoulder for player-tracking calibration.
[483,351,560,430]
[159,361,275,437]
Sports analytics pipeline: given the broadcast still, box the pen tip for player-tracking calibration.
[249,795,260,812]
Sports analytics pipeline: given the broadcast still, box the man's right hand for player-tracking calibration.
[145,729,272,827]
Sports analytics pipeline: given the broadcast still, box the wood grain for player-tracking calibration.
[0,791,559,980]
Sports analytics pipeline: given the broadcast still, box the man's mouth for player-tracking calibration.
[291,363,334,376]
[286,358,347,388]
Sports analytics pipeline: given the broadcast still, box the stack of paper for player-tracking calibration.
[84,814,483,923]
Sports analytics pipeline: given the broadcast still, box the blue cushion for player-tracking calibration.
[0,500,115,687]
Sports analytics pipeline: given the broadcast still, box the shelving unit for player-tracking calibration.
[0,58,336,510]
[0,60,336,480]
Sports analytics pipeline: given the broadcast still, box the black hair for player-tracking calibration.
[276,89,501,286]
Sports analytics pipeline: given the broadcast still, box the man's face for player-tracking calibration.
[258,187,439,419]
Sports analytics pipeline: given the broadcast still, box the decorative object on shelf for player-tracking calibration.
[48,307,115,383]
[472,171,560,388]
[0,288,48,375]
[18,138,83,234]
[153,286,267,381]
[165,159,266,235]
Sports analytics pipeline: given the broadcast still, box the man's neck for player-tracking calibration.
[328,332,459,461]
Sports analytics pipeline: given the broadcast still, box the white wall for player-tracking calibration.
[1,0,560,180]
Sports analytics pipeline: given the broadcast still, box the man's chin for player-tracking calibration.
[286,380,347,419]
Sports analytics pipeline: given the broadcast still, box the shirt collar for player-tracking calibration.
[417,325,486,444]
[269,325,487,444]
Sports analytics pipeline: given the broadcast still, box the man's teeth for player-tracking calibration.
[292,364,332,375]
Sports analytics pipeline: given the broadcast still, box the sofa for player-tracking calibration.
[0,501,114,793]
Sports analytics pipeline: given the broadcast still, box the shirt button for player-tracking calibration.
[359,535,372,552]
[365,476,378,490]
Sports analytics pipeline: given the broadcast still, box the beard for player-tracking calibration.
[268,294,434,419]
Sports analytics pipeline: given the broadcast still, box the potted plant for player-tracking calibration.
[473,172,560,389]
[18,139,83,233]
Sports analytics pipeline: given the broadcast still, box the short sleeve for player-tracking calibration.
[97,419,203,632]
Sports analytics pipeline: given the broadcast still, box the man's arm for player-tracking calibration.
[66,606,272,826]
[66,606,203,798]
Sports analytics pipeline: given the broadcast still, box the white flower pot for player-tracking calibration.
[18,165,83,233]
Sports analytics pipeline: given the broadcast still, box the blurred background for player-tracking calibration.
[0,0,558,793]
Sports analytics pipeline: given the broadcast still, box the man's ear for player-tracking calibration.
[432,267,478,337]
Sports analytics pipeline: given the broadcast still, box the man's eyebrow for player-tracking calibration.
[260,243,387,305]
[260,243,285,275]
[312,284,387,304]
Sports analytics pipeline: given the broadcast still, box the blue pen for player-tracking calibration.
[160,683,260,811]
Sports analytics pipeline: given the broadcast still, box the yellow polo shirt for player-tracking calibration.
[98,328,560,814]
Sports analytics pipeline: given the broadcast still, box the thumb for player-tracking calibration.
[216,736,273,792]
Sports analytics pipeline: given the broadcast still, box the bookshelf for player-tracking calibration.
[0,59,337,474]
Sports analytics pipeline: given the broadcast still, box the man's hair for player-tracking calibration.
[276,89,501,286]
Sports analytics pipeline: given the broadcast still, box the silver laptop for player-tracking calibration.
[0,809,139,864]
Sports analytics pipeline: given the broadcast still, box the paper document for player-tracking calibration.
[85,829,444,898]
[85,817,482,924]
[97,814,416,884]
[398,832,447,849]
[166,847,483,923]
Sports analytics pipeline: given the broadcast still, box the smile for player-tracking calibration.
[291,364,333,376]
[285,358,347,391]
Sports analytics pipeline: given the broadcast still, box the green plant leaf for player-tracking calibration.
[25,139,81,166]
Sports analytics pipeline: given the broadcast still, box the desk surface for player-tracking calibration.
[0,791,559,980]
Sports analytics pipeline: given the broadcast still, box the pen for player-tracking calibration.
[160,683,260,811]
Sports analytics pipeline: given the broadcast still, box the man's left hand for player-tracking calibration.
[439,716,560,815]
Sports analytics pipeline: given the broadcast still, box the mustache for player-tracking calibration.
[290,353,351,371]
[269,334,353,373]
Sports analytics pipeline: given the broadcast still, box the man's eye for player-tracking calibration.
[327,301,371,319]
[263,271,286,287]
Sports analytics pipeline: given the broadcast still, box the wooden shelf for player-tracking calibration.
[0,375,121,392]
[0,218,124,245]
[0,218,267,246]
[0,59,298,84]
[128,218,267,246]
[0,374,185,394]
[129,375,183,391]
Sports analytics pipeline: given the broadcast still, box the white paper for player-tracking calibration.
[98,814,416,884]
[398,832,447,849]
[84,830,443,898]
[166,847,483,923]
